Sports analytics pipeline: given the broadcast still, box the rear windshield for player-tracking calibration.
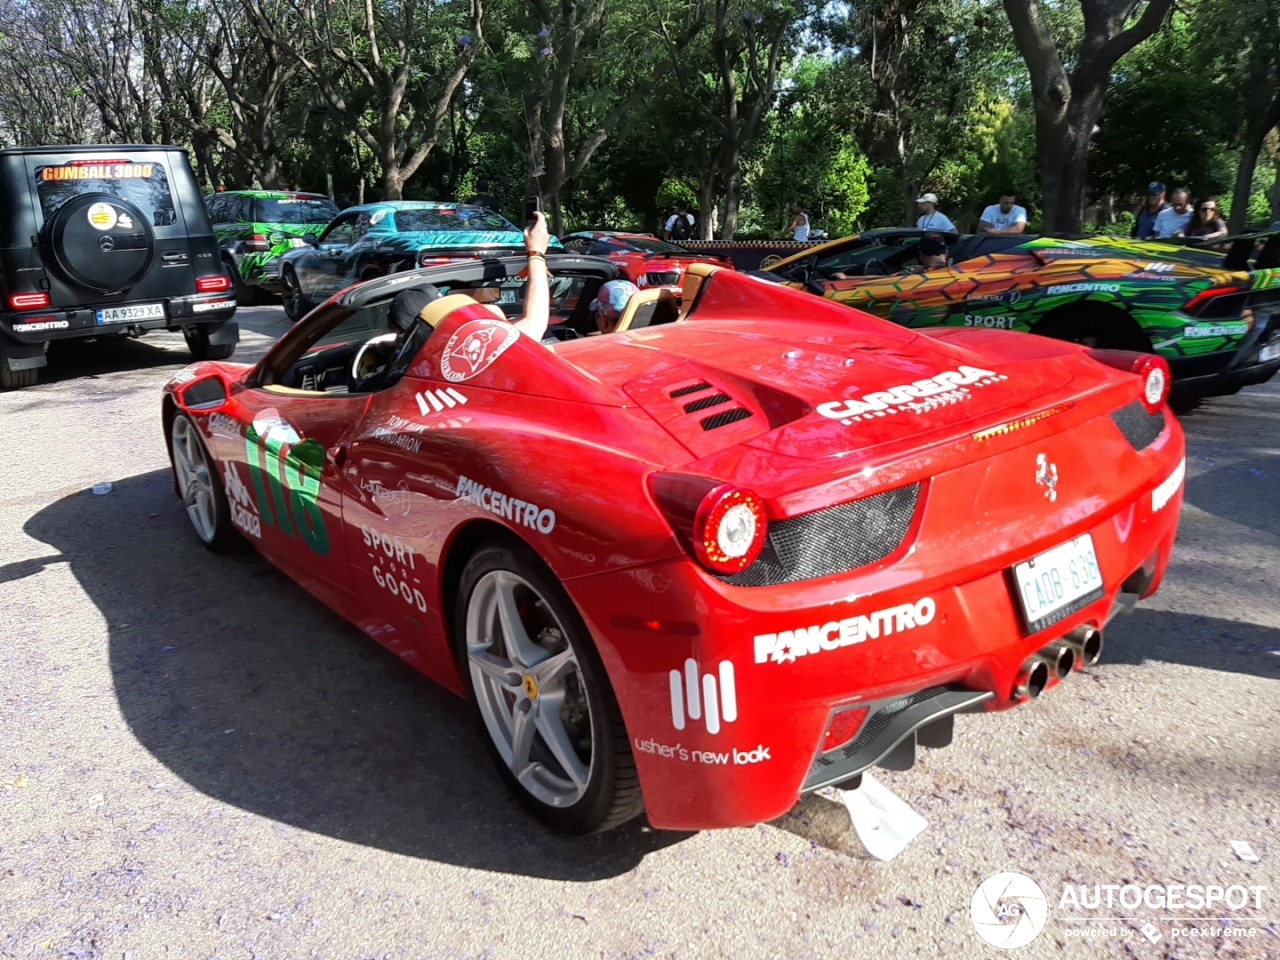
[604,236,688,254]
[392,207,520,234]
[443,275,586,321]
[35,160,176,227]
[256,197,340,225]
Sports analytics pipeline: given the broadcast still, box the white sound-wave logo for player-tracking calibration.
[669,659,737,734]
[415,387,469,416]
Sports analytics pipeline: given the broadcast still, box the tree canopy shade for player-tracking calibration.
[0,0,1275,236]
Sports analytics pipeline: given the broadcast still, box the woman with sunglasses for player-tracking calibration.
[1182,198,1229,242]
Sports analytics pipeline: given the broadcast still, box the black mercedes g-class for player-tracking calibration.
[0,144,238,389]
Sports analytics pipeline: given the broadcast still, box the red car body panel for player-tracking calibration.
[164,266,1185,830]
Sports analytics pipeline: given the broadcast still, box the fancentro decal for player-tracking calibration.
[754,598,937,665]
[456,475,556,534]
[440,319,519,383]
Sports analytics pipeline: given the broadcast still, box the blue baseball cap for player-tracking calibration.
[1147,181,1167,195]
[593,279,640,319]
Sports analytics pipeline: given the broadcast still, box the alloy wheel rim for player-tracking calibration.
[283,272,302,316]
[171,418,217,542]
[466,570,594,808]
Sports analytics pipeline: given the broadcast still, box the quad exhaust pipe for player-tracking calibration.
[1015,628,1105,700]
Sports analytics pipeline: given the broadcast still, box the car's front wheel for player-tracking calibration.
[455,543,643,834]
[281,267,309,322]
[169,414,240,552]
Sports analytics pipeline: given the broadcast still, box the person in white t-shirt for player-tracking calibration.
[915,193,957,233]
[978,192,1028,235]
[1154,188,1194,238]
[790,203,811,241]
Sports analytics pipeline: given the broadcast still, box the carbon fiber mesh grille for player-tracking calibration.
[685,393,732,413]
[806,685,952,778]
[722,484,920,586]
[1110,401,1166,450]
[670,382,710,398]
[700,408,752,430]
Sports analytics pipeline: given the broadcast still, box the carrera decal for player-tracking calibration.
[816,366,1006,424]
[440,319,520,383]
[1152,458,1186,512]
[754,598,937,665]
[455,475,555,533]
[223,463,262,539]
[415,387,469,415]
[360,523,428,613]
[244,412,330,555]
[669,659,736,734]
[208,412,242,439]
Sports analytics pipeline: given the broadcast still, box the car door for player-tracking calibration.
[212,300,404,599]
[304,214,358,301]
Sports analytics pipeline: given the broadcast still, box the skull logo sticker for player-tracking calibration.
[440,319,520,383]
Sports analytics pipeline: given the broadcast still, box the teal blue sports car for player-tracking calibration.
[279,201,553,321]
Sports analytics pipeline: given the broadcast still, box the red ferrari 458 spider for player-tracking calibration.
[162,257,1185,833]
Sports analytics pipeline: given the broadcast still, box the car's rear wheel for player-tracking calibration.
[1032,306,1151,353]
[0,362,38,390]
[169,414,240,552]
[184,325,236,361]
[282,267,309,322]
[226,258,261,306]
[455,543,643,834]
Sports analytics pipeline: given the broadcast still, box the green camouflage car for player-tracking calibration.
[205,191,340,302]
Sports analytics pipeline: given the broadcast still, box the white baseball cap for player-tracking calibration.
[916,193,939,204]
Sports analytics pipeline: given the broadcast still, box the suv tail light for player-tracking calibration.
[1088,350,1170,413]
[9,292,51,310]
[244,234,271,252]
[196,275,231,293]
[649,473,769,576]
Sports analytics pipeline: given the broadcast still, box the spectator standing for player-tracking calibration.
[1132,181,1168,239]
[1184,199,1229,242]
[1154,188,1194,238]
[665,203,695,242]
[790,203,811,241]
[978,192,1028,235]
[465,179,502,213]
[915,193,957,233]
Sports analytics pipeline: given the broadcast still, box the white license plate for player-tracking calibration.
[96,302,165,324]
[1013,534,1105,633]
[498,289,518,304]
[1260,341,1280,362]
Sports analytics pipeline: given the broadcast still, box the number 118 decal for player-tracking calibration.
[243,425,331,556]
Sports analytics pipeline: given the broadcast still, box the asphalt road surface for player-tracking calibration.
[2,306,1278,960]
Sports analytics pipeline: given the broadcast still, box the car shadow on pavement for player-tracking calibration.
[23,470,685,880]
[40,334,194,385]
[1100,608,1280,680]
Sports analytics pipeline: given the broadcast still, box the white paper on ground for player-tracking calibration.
[832,772,928,861]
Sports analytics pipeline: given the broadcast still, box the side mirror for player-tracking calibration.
[176,373,231,412]
[303,232,319,246]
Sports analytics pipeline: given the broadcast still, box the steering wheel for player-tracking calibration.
[862,260,889,277]
[351,332,401,385]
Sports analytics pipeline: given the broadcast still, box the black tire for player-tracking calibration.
[168,413,242,553]
[227,258,261,306]
[454,542,644,834]
[1032,306,1151,353]
[359,267,382,283]
[0,363,38,390]
[184,325,236,361]
[281,267,309,322]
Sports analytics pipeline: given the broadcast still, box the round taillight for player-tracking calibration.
[1137,356,1170,412]
[692,485,768,575]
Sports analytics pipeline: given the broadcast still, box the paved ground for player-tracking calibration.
[2,307,1278,960]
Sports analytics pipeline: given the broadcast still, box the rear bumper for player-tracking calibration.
[569,430,1186,830]
[1169,315,1280,397]
[0,293,237,349]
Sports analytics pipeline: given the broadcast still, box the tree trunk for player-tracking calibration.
[1034,96,1100,235]
[382,169,404,201]
[720,167,742,239]
[1230,125,1268,233]
[901,168,914,228]
[697,178,717,240]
